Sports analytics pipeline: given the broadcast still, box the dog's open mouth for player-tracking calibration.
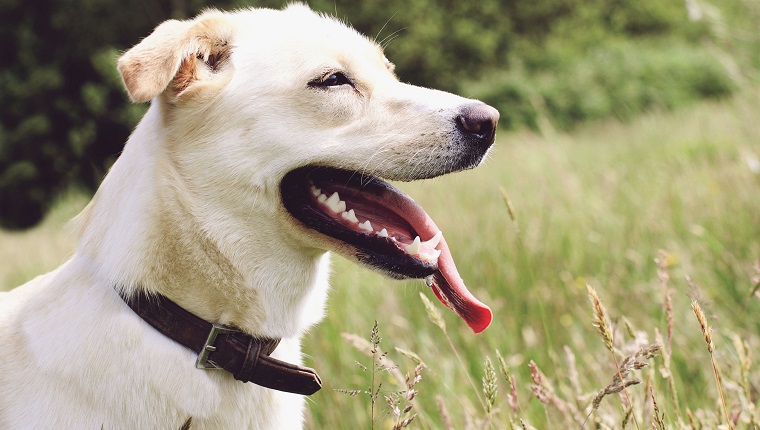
[280,166,492,333]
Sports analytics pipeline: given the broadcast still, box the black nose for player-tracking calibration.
[456,103,500,148]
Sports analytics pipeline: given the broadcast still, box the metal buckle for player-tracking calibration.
[195,323,237,370]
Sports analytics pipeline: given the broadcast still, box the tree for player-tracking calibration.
[0,0,238,229]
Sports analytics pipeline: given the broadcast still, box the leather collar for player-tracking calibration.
[119,290,322,396]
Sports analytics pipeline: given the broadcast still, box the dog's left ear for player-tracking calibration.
[118,11,234,103]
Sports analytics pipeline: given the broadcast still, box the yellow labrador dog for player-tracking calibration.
[0,4,497,429]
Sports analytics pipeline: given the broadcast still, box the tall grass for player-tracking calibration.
[1,95,758,428]
[307,94,760,428]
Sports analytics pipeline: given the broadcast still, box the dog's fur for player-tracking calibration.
[0,5,494,429]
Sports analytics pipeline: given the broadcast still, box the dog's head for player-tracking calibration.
[117,4,497,333]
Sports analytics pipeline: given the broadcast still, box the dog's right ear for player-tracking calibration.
[118,11,234,103]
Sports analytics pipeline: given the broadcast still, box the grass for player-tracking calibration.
[2,94,759,428]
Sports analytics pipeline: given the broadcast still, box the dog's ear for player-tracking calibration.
[118,11,234,103]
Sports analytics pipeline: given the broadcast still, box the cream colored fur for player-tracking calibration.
[0,4,488,429]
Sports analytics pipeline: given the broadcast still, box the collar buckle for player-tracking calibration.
[195,323,238,370]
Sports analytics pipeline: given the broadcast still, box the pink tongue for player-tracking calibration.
[384,189,492,333]
[428,236,492,333]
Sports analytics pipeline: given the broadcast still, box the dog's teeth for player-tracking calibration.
[342,209,359,223]
[406,236,421,255]
[424,275,435,287]
[424,231,443,248]
[419,249,442,263]
[318,194,327,203]
[377,228,389,238]
[358,220,373,232]
[311,186,322,197]
[325,192,345,213]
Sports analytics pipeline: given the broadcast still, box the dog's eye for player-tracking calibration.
[310,72,351,88]
[323,73,350,86]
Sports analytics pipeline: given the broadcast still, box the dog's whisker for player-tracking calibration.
[374,11,400,43]
[378,27,406,49]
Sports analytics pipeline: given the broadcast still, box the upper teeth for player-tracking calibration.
[325,192,346,214]
[311,185,442,263]
[341,209,359,223]
[427,231,442,249]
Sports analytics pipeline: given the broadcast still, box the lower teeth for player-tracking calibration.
[424,275,434,287]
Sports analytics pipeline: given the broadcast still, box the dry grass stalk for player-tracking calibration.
[563,345,583,399]
[419,293,488,412]
[691,298,733,430]
[621,316,637,340]
[621,406,634,429]
[751,261,760,298]
[500,187,521,235]
[419,292,447,333]
[587,285,614,352]
[341,321,417,430]
[529,360,552,405]
[529,360,579,425]
[650,385,666,430]
[496,350,520,415]
[656,251,675,356]
[590,344,661,411]
[732,334,757,427]
[386,362,424,429]
[686,409,700,430]
[394,347,425,367]
[341,332,405,387]
[335,388,363,397]
[586,285,642,430]
[655,253,682,420]
[691,299,715,354]
[642,370,653,429]
[436,395,454,430]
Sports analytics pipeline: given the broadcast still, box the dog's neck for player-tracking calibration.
[73,105,330,339]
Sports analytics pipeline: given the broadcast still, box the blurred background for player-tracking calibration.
[0,0,749,229]
[2,0,760,428]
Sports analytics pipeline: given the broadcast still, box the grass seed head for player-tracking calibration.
[651,385,666,430]
[497,350,519,415]
[482,357,498,415]
[420,292,446,332]
[691,299,715,353]
[587,284,614,352]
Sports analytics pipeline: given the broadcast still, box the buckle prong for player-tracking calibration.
[196,323,237,369]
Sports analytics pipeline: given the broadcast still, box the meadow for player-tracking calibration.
[2,94,759,428]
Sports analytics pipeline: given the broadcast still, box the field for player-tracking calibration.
[2,95,759,428]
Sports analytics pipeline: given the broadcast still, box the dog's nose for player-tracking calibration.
[456,103,500,148]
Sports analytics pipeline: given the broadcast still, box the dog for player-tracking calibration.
[0,4,498,429]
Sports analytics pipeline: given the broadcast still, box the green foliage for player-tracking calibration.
[0,0,235,229]
[469,40,736,131]
[0,0,750,229]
